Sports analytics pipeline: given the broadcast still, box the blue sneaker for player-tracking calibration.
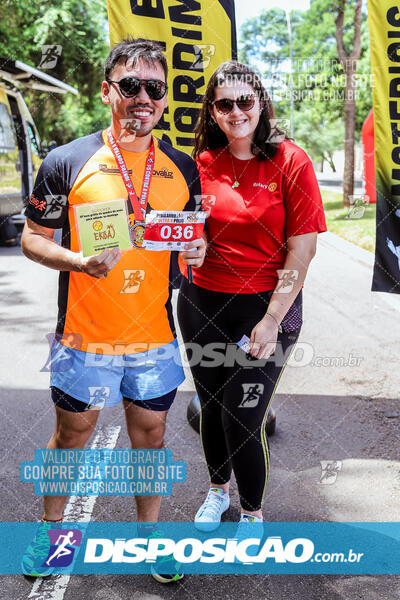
[138,525,183,584]
[195,487,230,532]
[21,521,55,577]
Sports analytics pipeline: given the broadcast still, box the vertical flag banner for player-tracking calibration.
[368,1,400,293]
[106,0,237,154]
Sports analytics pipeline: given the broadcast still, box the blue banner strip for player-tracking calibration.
[5,522,400,574]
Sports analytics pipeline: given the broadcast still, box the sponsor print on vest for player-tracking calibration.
[153,166,174,178]
[98,165,173,179]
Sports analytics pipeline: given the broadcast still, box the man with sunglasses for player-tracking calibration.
[21,37,206,583]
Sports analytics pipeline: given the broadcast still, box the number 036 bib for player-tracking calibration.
[143,210,206,251]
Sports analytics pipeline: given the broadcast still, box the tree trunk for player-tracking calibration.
[343,69,357,206]
[335,0,362,208]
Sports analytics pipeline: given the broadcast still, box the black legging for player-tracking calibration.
[177,278,302,512]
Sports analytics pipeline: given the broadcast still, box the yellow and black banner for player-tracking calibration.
[106,0,237,154]
[368,0,400,293]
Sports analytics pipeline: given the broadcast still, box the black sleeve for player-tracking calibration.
[25,150,69,229]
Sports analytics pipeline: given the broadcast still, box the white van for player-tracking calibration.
[0,58,77,242]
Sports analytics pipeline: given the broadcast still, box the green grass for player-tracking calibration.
[321,190,376,252]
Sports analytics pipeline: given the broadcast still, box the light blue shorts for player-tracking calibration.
[50,338,184,408]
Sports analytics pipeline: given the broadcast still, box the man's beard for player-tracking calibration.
[134,123,154,137]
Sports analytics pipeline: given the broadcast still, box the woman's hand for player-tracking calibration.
[180,236,207,268]
[249,314,280,359]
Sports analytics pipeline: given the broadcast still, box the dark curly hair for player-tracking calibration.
[193,61,286,161]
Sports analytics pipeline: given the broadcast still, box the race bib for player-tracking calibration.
[143,210,206,251]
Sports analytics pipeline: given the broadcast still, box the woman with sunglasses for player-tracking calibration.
[178,61,326,530]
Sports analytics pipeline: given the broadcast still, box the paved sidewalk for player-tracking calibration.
[0,234,399,599]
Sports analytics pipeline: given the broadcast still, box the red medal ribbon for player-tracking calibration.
[106,128,155,223]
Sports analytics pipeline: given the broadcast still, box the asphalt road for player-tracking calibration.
[0,233,399,599]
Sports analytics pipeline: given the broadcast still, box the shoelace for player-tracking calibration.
[200,491,226,517]
[29,522,52,559]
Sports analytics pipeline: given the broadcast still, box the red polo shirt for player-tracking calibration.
[193,140,327,293]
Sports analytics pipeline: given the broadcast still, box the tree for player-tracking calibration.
[0,0,110,145]
[239,0,370,205]
[294,106,344,171]
[334,0,363,207]
[238,8,303,109]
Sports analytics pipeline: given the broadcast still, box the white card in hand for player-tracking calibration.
[237,334,251,354]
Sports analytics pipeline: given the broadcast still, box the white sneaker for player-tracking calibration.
[195,487,230,531]
[235,514,264,561]
[239,513,263,524]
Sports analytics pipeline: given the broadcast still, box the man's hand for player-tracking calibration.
[79,247,122,279]
[180,236,207,268]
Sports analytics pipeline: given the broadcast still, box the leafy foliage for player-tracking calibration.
[0,0,110,145]
[239,0,372,165]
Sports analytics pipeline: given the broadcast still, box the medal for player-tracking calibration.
[107,128,155,249]
[132,221,146,249]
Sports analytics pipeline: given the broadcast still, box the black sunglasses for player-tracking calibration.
[211,95,255,115]
[107,77,168,100]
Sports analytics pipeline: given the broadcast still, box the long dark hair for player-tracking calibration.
[193,61,286,161]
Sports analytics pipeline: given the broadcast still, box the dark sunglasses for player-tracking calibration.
[107,77,168,100]
[211,95,255,115]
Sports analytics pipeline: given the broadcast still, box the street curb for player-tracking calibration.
[318,231,374,269]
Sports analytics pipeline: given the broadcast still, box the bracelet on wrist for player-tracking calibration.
[266,312,283,333]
